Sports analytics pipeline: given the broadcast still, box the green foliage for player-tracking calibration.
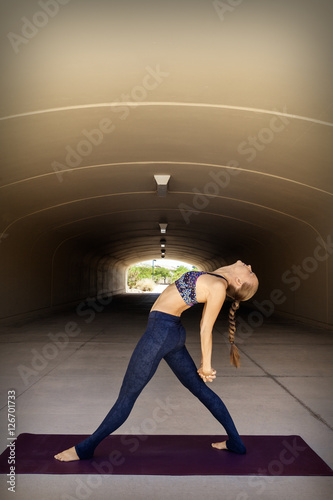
[127,265,151,288]
[153,266,171,282]
[127,263,197,289]
[170,265,193,282]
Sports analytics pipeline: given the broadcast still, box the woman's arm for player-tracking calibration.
[198,284,226,382]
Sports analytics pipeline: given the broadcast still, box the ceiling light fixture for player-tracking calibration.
[159,223,168,234]
[154,175,170,197]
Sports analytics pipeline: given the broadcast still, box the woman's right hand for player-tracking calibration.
[197,366,217,383]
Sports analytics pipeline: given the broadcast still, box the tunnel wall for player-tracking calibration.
[0,226,332,327]
[0,231,127,324]
[251,233,332,328]
[202,231,333,328]
[0,0,331,329]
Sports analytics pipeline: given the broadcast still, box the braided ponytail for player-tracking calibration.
[228,300,240,368]
[225,270,258,367]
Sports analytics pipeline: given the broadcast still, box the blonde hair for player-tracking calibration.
[226,280,258,368]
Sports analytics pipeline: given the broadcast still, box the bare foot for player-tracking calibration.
[211,440,228,450]
[54,446,80,462]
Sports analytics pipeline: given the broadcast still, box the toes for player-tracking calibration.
[211,441,227,450]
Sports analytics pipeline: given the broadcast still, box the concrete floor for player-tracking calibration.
[0,293,332,500]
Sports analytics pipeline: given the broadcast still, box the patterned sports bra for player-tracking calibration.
[174,271,228,307]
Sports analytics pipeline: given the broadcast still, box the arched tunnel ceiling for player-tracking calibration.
[0,0,332,273]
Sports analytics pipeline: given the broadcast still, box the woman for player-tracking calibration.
[55,260,258,461]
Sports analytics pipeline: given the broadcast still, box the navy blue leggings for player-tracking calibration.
[75,311,246,459]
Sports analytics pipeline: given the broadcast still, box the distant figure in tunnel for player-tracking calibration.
[54,260,258,461]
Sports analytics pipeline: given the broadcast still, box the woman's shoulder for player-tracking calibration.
[195,273,227,303]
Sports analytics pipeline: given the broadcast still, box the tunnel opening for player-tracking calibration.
[126,258,196,294]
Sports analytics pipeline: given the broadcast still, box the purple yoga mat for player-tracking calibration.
[1,434,332,476]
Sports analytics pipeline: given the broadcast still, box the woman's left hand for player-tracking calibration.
[197,366,217,383]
